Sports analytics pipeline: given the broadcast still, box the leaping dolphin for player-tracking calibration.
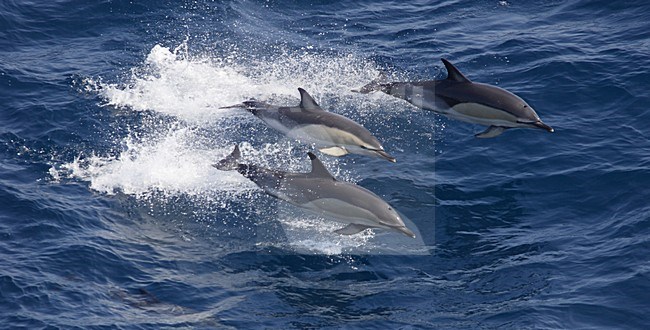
[213,145,415,238]
[353,58,554,138]
[222,88,396,162]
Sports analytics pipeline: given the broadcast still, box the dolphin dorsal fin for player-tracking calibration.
[307,152,336,180]
[441,58,471,83]
[298,88,323,111]
[213,144,241,170]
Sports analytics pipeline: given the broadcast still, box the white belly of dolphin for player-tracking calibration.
[446,103,524,128]
[261,117,292,135]
[299,198,383,228]
[288,125,365,147]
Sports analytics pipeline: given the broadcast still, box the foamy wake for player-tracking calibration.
[54,43,426,254]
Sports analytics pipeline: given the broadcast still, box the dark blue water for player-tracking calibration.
[2,0,649,328]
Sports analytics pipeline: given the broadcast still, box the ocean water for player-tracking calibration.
[1,0,649,328]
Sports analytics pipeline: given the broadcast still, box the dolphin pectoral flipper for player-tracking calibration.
[319,146,349,157]
[335,224,373,235]
[475,126,507,138]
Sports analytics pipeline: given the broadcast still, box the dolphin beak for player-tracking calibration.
[534,121,554,133]
[375,150,397,163]
[398,226,416,238]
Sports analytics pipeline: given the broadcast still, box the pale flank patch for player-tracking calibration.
[450,103,519,127]
[453,102,518,121]
[318,146,349,156]
[300,198,381,228]
[259,117,292,136]
[289,125,366,146]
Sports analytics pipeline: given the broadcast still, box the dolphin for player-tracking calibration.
[213,145,415,238]
[222,88,396,162]
[353,58,554,138]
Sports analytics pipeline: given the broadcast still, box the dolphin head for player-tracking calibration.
[446,81,554,133]
[487,85,554,133]
[439,58,554,134]
[334,122,397,162]
[348,124,396,162]
[376,205,416,238]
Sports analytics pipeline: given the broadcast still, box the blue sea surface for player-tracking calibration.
[1,0,649,328]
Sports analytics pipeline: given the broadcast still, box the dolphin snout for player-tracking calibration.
[397,226,416,238]
[533,121,554,133]
[374,150,397,163]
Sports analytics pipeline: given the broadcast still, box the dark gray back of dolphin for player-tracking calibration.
[353,58,554,136]
[435,59,540,122]
[221,88,396,161]
[213,145,414,237]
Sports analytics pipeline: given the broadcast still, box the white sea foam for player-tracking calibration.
[56,43,428,254]
[62,127,252,197]
[97,44,387,123]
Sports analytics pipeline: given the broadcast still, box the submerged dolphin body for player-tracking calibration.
[222,88,395,162]
[213,145,415,238]
[354,58,554,138]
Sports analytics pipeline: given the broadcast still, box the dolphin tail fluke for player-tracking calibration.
[219,103,245,109]
[213,145,241,170]
[351,73,388,94]
[219,100,266,110]
[351,81,379,94]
